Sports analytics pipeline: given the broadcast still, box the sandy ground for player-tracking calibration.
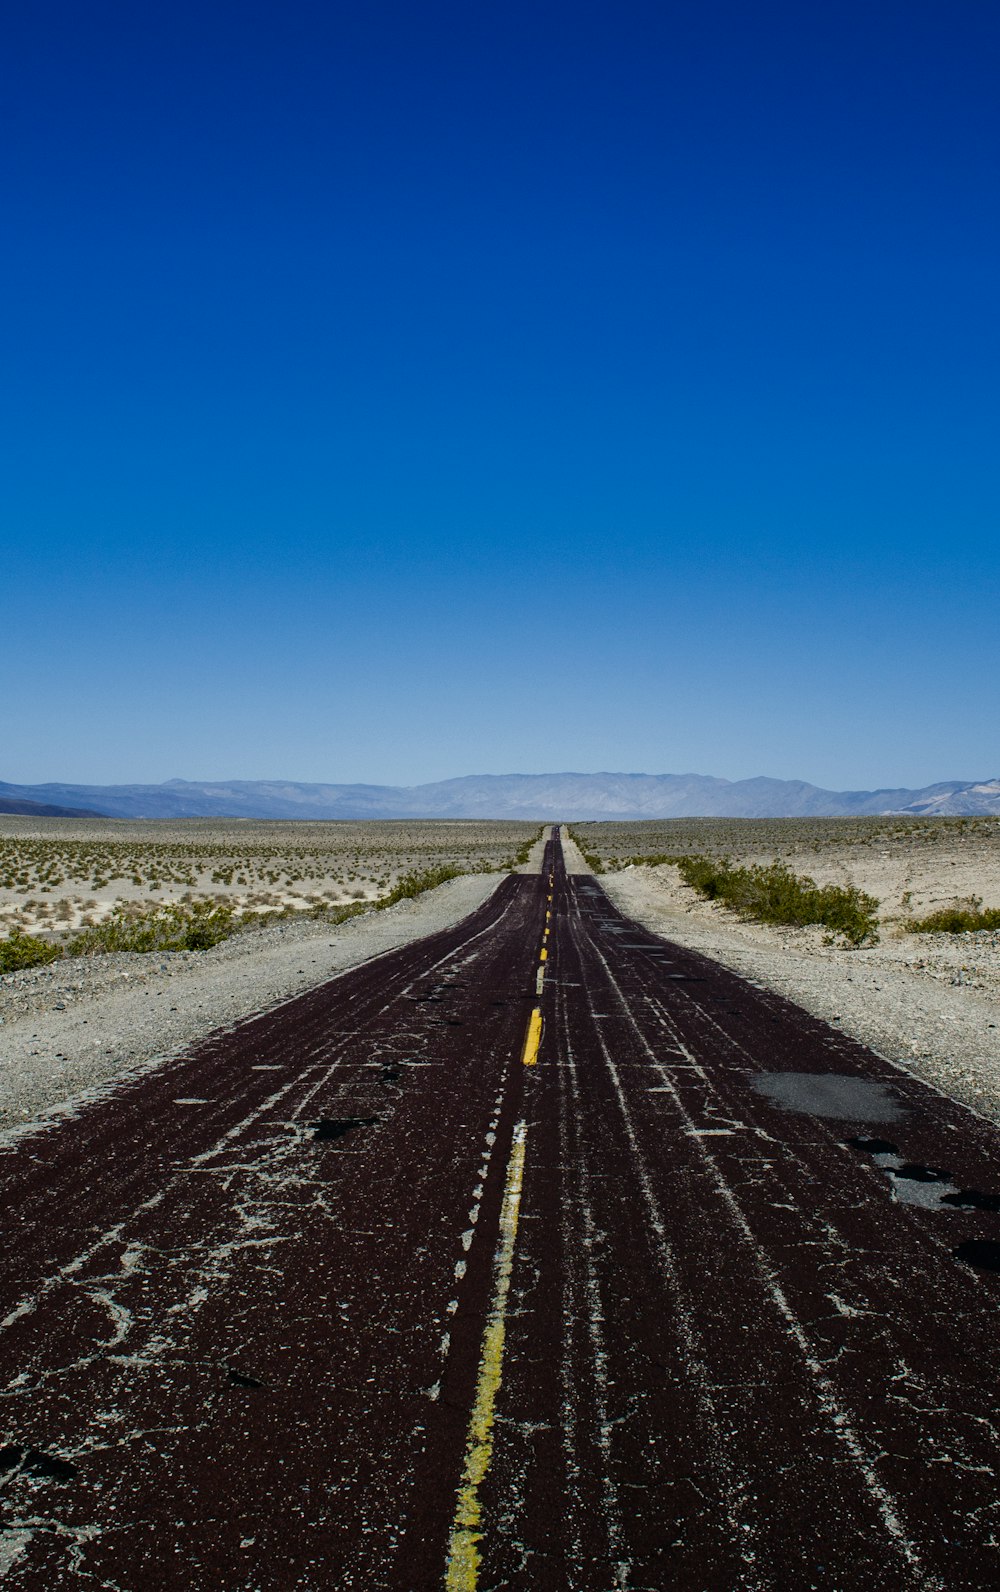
[598,860,1000,1126]
[0,873,506,1140]
[733,835,1000,922]
[0,816,541,937]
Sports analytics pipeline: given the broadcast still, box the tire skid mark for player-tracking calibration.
[641,992,862,1262]
[553,978,629,1587]
[581,926,931,1583]
[563,913,766,1583]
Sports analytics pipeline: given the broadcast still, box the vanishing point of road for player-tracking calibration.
[2,829,1000,1588]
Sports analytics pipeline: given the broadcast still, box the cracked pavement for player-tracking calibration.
[2,832,1000,1586]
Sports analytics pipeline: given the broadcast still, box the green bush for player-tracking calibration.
[68,899,238,956]
[605,852,680,872]
[503,829,544,869]
[0,931,62,974]
[379,865,462,907]
[674,855,880,947]
[907,904,1000,935]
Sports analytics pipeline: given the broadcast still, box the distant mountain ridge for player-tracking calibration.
[0,796,104,818]
[2,773,999,821]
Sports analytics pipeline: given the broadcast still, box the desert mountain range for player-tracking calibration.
[1,773,999,821]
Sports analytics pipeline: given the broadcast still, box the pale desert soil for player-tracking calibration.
[0,873,506,1141]
[0,816,540,937]
[596,858,1000,1126]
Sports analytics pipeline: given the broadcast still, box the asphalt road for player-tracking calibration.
[2,829,1000,1588]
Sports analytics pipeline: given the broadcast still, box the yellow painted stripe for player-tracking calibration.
[444,1121,528,1591]
[545,910,551,922]
[520,1006,542,1068]
[539,946,547,962]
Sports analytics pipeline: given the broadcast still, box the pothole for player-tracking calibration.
[0,1445,78,1482]
[846,1137,1000,1214]
[954,1239,1000,1272]
[227,1368,265,1389]
[311,1116,378,1143]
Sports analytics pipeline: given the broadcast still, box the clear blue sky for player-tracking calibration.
[4,0,998,791]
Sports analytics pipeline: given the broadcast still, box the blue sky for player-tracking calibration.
[4,0,998,790]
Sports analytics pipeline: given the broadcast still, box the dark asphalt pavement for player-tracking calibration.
[2,829,1000,1588]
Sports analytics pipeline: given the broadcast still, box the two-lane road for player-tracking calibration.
[2,830,1000,1587]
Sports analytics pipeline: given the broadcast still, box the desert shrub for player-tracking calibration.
[505,832,540,869]
[0,931,62,973]
[605,852,680,872]
[908,903,1000,934]
[675,856,880,947]
[68,900,238,956]
[380,866,462,906]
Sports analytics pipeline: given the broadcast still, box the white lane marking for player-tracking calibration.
[445,1121,528,1591]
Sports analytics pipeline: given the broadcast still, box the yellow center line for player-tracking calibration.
[539,946,547,962]
[444,1121,528,1591]
[520,1006,542,1067]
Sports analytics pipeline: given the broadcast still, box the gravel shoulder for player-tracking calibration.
[0,873,504,1139]
[600,862,1000,1126]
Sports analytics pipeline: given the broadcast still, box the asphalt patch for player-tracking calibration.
[753,1072,906,1122]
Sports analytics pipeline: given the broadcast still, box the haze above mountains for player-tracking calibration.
[2,774,999,822]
